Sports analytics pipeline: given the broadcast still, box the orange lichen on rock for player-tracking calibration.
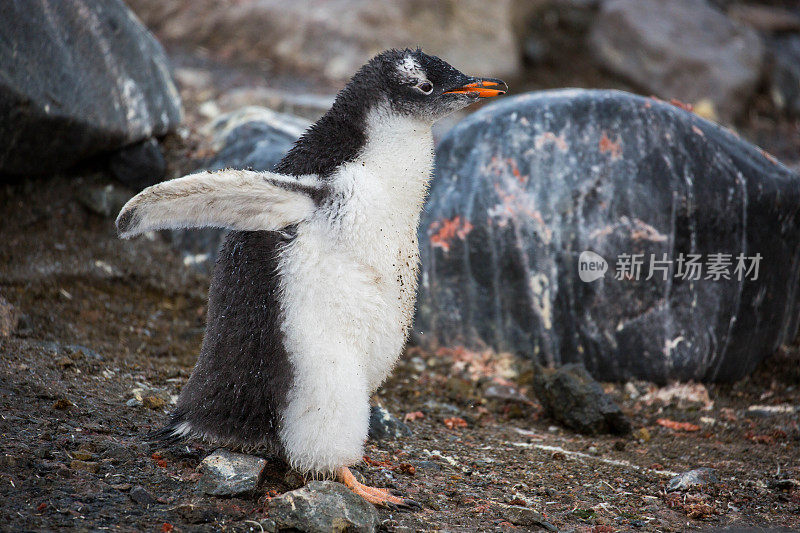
[429,216,474,252]
[599,132,622,159]
[656,418,701,432]
[534,131,569,152]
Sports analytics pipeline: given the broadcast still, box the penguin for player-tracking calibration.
[116,48,507,506]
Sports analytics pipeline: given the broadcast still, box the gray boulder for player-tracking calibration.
[589,0,764,123]
[417,89,800,383]
[0,0,182,176]
[266,481,378,533]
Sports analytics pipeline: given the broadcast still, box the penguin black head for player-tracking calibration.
[349,48,508,123]
[274,48,508,177]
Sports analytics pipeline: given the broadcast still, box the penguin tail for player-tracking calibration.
[144,418,191,445]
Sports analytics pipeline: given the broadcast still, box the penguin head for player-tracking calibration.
[347,48,508,123]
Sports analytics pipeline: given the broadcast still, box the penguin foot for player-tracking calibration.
[336,467,418,509]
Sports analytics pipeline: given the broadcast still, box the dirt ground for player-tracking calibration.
[2,48,800,532]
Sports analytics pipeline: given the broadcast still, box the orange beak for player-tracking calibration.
[444,77,508,98]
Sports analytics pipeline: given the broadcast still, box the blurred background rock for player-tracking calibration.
[122,0,799,168]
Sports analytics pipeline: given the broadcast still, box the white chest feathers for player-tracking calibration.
[275,113,434,474]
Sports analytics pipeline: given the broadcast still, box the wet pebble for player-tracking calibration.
[198,449,266,496]
[129,485,158,505]
[497,504,557,531]
[666,468,718,492]
[266,481,378,533]
[368,405,411,441]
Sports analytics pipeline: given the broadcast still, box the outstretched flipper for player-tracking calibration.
[116,169,324,238]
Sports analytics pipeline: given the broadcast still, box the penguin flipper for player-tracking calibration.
[116,169,323,238]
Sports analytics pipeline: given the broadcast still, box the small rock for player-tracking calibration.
[0,297,18,337]
[768,479,800,492]
[70,460,99,473]
[79,182,134,218]
[283,469,306,490]
[266,481,378,533]
[411,460,442,472]
[129,386,171,409]
[666,468,718,492]
[498,504,557,531]
[70,450,94,461]
[108,138,166,192]
[52,398,73,410]
[368,405,412,441]
[130,485,158,505]
[483,383,531,404]
[198,449,266,496]
[142,396,167,410]
[634,427,651,442]
[174,502,214,524]
[532,364,631,435]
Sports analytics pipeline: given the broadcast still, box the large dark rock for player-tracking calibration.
[0,0,182,176]
[417,89,800,383]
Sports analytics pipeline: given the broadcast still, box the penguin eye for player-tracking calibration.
[416,81,433,95]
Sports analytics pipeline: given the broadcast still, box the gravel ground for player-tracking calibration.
[2,170,800,532]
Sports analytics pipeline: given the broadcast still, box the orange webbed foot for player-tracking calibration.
[336,466,420,509]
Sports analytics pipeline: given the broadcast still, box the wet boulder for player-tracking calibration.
[0,0,182,176]
[417,89,800,383]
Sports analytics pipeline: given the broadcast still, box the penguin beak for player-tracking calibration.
[443,77,508,98]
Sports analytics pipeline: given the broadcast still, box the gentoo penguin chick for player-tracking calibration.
[116,48,507,506]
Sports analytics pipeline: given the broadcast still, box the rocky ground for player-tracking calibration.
[2,36,800,532]
[2,172,800,531]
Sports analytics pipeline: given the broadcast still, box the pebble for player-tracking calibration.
[266,481,378,533]
[129,386,171,410]
[634,427,651,442]
[666,468,718,492]
[129,485,158,505]
[483,383,531,404]
[69,460,99,473]
[174,502,214,524]
[198,449,267,496]
[367,405,412,441]
[497,504,557,531]
[52,398,74,410]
